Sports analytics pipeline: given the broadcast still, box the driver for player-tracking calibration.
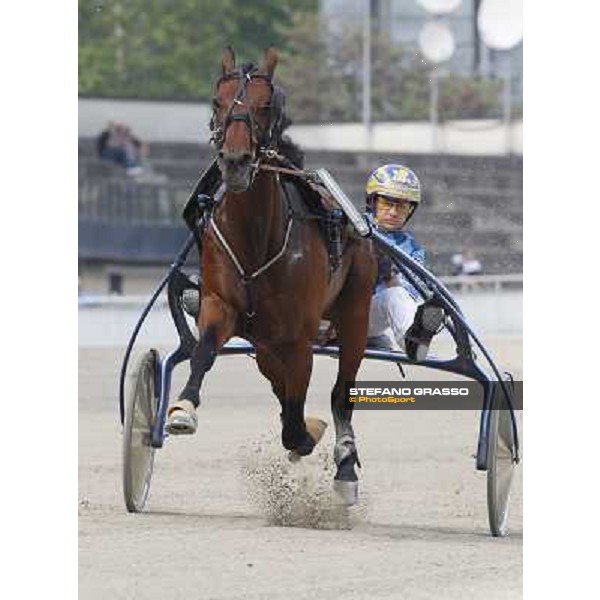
[366,164,444,361]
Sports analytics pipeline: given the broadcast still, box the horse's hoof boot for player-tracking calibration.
[305,416,328,446]
[333,480,359,506]
[165,400,198,435]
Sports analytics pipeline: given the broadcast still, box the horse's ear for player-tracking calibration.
[260,46,278,78]
[221,46,236,75]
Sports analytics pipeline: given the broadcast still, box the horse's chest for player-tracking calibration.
[238,282,316,342]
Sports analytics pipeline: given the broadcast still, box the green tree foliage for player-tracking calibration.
[278,15,432,123]
[278,12,503,123]
[79,1,503,122]
[78,0,316,99]
[276,11,353,122]
[439,75,503,120]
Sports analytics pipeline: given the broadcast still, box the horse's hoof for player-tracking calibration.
[333,479,359,506]
[305,416,328,446]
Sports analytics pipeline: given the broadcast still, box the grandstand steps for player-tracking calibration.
[411,229,512,252]
[78,138,522,276]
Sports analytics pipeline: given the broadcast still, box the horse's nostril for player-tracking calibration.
[218,151,225,160]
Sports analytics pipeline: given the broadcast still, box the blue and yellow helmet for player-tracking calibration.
[366,164,422,209]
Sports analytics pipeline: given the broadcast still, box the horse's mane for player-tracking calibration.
[279,115,304,169]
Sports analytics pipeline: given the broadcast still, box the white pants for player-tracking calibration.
[368,286,420,351]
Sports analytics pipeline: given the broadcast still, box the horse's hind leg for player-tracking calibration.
[168,295,236,434]
[331,285,371,504]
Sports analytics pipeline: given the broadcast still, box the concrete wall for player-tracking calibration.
[79,97,522,155]
[79,97,213,144]
[288,120,522,155]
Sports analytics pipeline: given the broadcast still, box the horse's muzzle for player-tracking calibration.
[217,151,253,193]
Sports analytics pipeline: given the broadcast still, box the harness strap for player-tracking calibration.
[209,217,246,278]
[209,213,293,336]
[250,217,293,278]
[209,215,293,283]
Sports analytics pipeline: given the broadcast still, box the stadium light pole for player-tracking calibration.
[419,19,456,153]
[362,0,372,149]
[476,0,523,155]
[417,3,461,153]
[502,51,513,152]
[430,68,440,152]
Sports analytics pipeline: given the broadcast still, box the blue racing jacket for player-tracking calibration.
[373,228,426,300]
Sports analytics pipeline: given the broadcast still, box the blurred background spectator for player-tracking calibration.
[97,121,148,176]
[452,248,483,276]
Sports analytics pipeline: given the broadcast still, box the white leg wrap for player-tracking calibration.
[334,433,356,465]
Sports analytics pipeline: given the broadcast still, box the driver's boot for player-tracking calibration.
[404,301,444,362]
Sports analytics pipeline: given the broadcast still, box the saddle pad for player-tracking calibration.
[280,175,336,220]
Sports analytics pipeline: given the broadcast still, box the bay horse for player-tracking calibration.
[169,46,376,504]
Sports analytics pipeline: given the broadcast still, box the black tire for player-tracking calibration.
[487,379,517,537]
[123,349,159,513]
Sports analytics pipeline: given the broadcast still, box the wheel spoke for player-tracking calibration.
[487,395,517,536]
[123,350,158,512]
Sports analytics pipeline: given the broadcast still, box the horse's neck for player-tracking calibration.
[218,173,285,268]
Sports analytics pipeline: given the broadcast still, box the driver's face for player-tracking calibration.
[375,196,413,230]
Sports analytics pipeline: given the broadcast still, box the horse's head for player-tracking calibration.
[210,46,284,193]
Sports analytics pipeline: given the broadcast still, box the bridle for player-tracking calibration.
[209,63,285,161]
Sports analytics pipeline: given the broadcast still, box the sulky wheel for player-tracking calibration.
[123,349,160,513]
[487,377,517,537]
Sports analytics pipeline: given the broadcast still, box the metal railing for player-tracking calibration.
[439,273,523,293]
[78,273,523,308]
[78,179,190,225]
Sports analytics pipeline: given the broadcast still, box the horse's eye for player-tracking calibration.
[212,98,221,109]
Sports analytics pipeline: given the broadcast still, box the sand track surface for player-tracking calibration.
[79,338,522,599]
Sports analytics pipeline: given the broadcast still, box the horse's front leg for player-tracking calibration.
[166,295,236,434]
[256,344,327,458]
[275,340,325,456]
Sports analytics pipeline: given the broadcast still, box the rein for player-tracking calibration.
[254,161,310,178]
